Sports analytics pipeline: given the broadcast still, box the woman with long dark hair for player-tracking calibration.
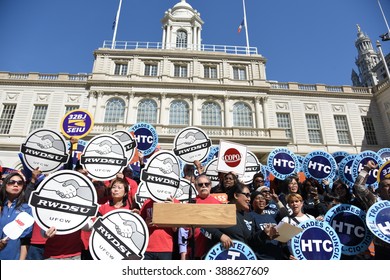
[0,172,33,259]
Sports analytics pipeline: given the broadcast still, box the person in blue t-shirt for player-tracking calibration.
[0,172,33,260]
[249,191,285,259]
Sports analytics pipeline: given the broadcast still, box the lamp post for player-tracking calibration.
[376,40,390,81]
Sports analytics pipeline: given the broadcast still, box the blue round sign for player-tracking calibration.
[292,219,341,260]
[332,151,349,166]
[296,155,305,172]
[351,151,384,189]
[378,148,390,162]
[129,123,158,156]
[366,201,390,244]
[324,204,373,255]
[338,154,356,188]
[204,240,257,260]
[267,148,299,180]
[302,150,337,181]
[378,160,390,182]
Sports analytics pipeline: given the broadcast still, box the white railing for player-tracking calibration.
[269,81,372,94]
[102,41,259,55]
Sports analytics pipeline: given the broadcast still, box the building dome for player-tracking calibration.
[170,0,198,18]
[173,0,193,10]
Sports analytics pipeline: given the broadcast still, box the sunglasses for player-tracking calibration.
[7,180,24,186]
[239,192,251,198]
[197,182,211,187]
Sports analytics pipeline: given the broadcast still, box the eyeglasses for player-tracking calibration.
[239,192,251,198]
[197,182,211,187]
[255,179,264,183]
[261,190,270,193]
[7,180,23,186]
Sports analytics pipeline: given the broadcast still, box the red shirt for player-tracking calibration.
[193,195,221,258]
[140,198,175,253]
[44,230,83,259]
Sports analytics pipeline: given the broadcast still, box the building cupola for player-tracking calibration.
[161,0,204,50]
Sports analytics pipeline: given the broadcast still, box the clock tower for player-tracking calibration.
[161,0,204,50]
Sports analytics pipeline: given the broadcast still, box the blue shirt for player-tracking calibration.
[0,199,33,260]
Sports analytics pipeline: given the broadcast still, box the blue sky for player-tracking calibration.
[0,0,389,86]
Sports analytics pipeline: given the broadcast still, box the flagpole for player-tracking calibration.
[242,0,250,54]
[376,40,390,81]
[111,0,123,49]
[378,0,390,35]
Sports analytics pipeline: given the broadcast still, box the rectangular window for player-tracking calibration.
[114,63,128,75]
[30,105,48,133]
[204,66,217,79]
[361,116,378,145]
[65,105,79,114]
[174,64,188,78]
[334,115,351,144]
[0,104,16,134]
[306,114,322,143]
[277,113,292,139]
[233,67,247,80]
[144,64,158,76]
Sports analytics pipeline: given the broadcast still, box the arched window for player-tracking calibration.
[137,99,158,123]
[201,102,222,126]
[233,102,253,127]
[104,98,125,123]
[169,100,189,125]
[176,30,188,49]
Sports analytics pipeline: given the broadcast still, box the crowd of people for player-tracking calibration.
[0,139,389,260]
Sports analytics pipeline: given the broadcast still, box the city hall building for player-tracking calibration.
[1,0,389,169]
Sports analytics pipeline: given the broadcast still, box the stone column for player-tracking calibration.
[223,95,230,127]
[254,96,263,129]
[192,94,199,126]
[262,96,269,129]
[159,93,168,124]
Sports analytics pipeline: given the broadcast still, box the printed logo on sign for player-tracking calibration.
[20,129,69,173]
[324,204,373,255]
[205,145,219,166]
[351,151,384,190]
[140,151,181,202]
[223,148,241,168]
[28,170,98,235]
[81,134,127,180]
[338,155,356,188]
[205,240,257,260]
[292,219,341,260]
[173,127,211,164]
[378,148,390,162]
[303,150,337,181]
[129,123,158,156]
[112,130,137,163]
[174,178,198,202]
[239,151,261,185]
[377,160,390,182]
[89,210,149,260]
[332,151,349,166]
[60,109,94,139]
[267,148,299,180]
[135,182,150,209]
[204,158,220,188]
[366,201,390,244]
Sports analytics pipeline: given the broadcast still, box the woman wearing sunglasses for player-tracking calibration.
[0,172,33,260]
[202,183,276,255]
